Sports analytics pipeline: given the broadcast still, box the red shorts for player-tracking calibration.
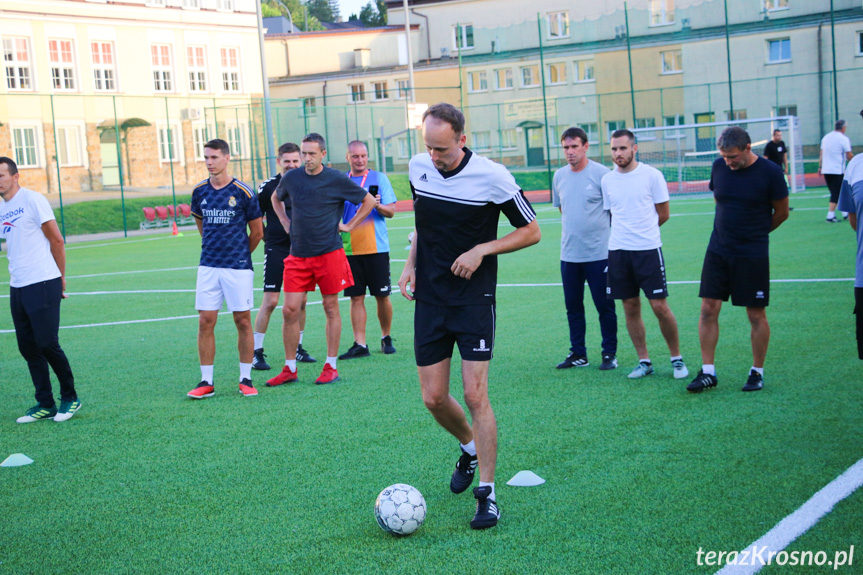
[283,248,354,295]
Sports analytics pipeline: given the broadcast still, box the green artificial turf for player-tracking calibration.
[0,188,860,574]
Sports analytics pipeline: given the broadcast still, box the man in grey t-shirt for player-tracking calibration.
[552,127,617,370]
[268,133,375,386]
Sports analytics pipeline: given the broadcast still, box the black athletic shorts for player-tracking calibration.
[607,248,668,300]
[414,301,495,366]
[855,287,862,360]
[698,250,770,307]
[263,241,291,292]
[344,252,391,297]
[825,173,844,203]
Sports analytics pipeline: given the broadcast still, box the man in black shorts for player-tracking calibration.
[251,142,316,370]
[398,103,541,530]
[819,120,853,222]
[688,127,789,393]
[763,129,788,176]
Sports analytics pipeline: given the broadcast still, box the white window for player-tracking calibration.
[635,118,656,140]
[4,37,34,91]
[91,41,117,91]
[548,125,568,146]
[396,79,410,100]
[182,0,201,8]
[226,122,248,158]
[49,39,76,91]
[661,50,682,74]
[453,24,474,51]
[520,65,540,88]
[857,31,863,56]
[468,71,487,93]
[607,120,626,141]
[398,137,409,158]
[11,124,41,168]
[217,0,234,11]
[649,0,674,26]
[56,125,85,167]
[146,0,167,6]
[192,124,209,161]
[303,96,317,117]
[494,68,513,90]
[349,84,365,103]
[774,105,797,117]
[220,47,240,92]
[726,109,747,121]
[764,0,788,11]
[151,44,173,92]
[768,38,791,63]
[501,129,518,150]
[373,81,388,101]
[547,11,569,39]
[187,46,208,92]
[575,60,595,83]
[663,115,684,139]
[547,63,566,85]
[471,131,490,151]
[157,123,182,163]
[582,122,599,144]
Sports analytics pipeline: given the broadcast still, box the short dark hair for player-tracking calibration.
[611,129,635,143]
[561,127,589,145]
[204,138,230,155]
[0,156,19,176]
[347,140,368,152]
[422,103,465,135]
[717,126,751,151]
[302,133,327,152]
[773,129,782,135]
[835,119,846,130]
[278,142,300,156]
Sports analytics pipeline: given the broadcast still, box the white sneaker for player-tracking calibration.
[671,359,689,380]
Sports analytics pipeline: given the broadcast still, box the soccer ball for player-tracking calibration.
[374,483,426,536]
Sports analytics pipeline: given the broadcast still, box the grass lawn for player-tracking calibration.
[0,188,860,574]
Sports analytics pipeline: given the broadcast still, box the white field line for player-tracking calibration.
[714,457,863,575]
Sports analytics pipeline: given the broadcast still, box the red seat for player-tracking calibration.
[154,206,169,221]
[142,207,156,222]
[179,203,192,217]
[166,205,175,217]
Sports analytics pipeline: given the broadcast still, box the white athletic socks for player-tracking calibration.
[200,365,214,385]
[670,355,683,363]
[828,210,836,219]
[479,481,496,501]
[239,363,252,381]
[285,359,297,371]
[253,332,265,350]
[751,366,764,376]
[701,364,716,376]
[639,358,651,364]
[299,330,304,345]
[461,440,477,457]
[326,356,338,369]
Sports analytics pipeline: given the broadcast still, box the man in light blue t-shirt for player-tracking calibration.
[552,127,618,371]
[838,112,863,359]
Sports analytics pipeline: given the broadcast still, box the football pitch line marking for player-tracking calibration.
[714,457,863,575]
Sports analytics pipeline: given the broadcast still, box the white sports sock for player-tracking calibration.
[460,440,477,457]
[239,363,252,381]
[200,365,214,385]
[326,356,338,369]
[285,359,297,371]
[670,355,683,362]
[253,332,265,350]
[639,358,651,364]
[841,211,849,218]
[299,330,304,345]
[751,366,764,376]
[701,364,716,376]
[828,210,836,219]
[479,481,496,502]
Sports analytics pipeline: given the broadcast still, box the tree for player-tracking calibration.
[355,0,387,27]
[262,0,324,31]
[305,0,334,23]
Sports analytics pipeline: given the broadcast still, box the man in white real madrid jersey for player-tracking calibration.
[398,103,541,530]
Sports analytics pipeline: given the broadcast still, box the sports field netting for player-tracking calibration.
[1,189,861,573]
[630,116,805,196]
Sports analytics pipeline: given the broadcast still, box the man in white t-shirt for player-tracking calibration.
[0,157,81,423]
[819,120,854,222]
[601,130,688,380]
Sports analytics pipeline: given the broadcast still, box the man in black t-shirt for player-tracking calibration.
[762,129,788,175]
[251,142,317,372]
[688,127,789,394]
[398,104,541,530]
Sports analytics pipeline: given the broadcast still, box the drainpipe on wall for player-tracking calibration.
[411,9,431,62]
[818,23,824,137]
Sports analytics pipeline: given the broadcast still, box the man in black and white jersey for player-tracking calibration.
[251,142,316,371]
[398,103,541,530]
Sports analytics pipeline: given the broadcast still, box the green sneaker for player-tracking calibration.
[54,399,82,422]
[16,404,58,424]
[627,361,655,379]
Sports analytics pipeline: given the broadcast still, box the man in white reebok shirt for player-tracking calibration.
[819,119,854,222]
[601,130,689,381]
[0,157,81,423]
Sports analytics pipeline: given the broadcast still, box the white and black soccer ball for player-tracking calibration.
[374,483,426,536]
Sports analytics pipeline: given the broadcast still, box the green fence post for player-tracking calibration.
[247,102,257,188]
[624,2,637,126]
[49,95,66,240]
[164,97,178,224]
[113,95,128,237]
[537,13,553,193]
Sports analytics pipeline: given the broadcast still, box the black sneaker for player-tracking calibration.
[470,486,500,530]
[338,342,370,360]
[742,370,764,392]
[450,447,478,494]
[598,353,618,370]
[252,348,271,371]
[296,345,317,363]
[687,370,718,393]
[556,352,589,369]
[381,335,396,354]
[826,217,841,223]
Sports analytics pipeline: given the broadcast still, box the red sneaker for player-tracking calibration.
[188,382,214,399]
[238,378,258,397]
[315,364,340,385]
[266,365,298,387]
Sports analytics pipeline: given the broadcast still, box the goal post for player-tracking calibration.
[629,116,804,196]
